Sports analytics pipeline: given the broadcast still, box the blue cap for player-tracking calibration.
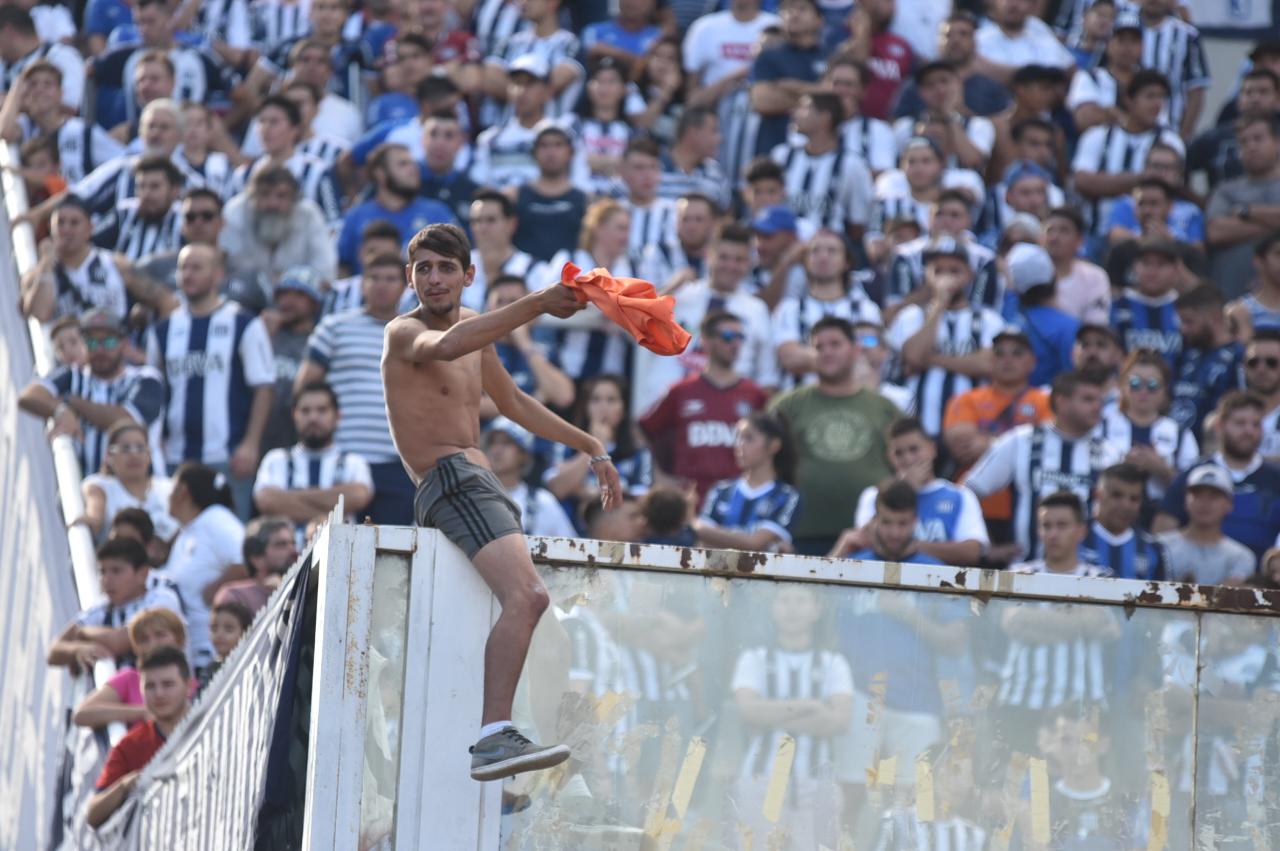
[751,205,798,235]
[1003,159,1054,189]
[275,266,323,303]
[484,417,534,453]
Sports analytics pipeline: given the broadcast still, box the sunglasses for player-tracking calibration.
[109,443,149,455]
[185,210,218,223]
[717,330,746,343]
[1127,376,1162,392]
[857,334,880,348]
[1247,356,1280,370]
[85,336,121,351]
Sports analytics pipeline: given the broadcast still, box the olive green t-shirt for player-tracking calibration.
[770,386,899,540]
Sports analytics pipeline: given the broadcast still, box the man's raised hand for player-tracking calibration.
[538,283,586,319]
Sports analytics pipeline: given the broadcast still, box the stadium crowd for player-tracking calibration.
[7,0,1280,841]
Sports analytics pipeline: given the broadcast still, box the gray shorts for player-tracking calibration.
[413,453,523,558]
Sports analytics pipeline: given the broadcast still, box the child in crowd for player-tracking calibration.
[72,607,193,731]
[201,600,253,690]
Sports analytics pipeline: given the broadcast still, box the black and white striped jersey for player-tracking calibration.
[196,0,252,48]
[886,233,1000,311]
[770,140,874,234]
[719,86,761,187]
[868,167,987,237]
[626,198,678,254]
[471,0,523,57]
[297,134,349,165]
[484,27,582,120]
[16,116,126,184]
[1,41,84,111]
[52,248,131,322]
[1071,123,1185,235]
[249,0,312,49]
[93,199,183,262]
[39,363,166,475]
[1141,13,1210,130]
[94,44,234,125]
[656,151,731,210]
[839,115,896,174]
[175,149,235,200]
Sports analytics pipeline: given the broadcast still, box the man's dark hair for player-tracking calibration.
[1254,231,1280,258]
[212,600,254,632]
[676,105,717,141]
[1041,490,1085,524]
[811,315,855,341]
[174,463,235,511]
[1134,176,1173,198]
[134,154,185,187]
[876,479,918,514]
[471,187,517,218]
[1127,69,1171,99]
[1243,67,1280,90]
[886,416,929,442]
[0,6,36,32]
[242,516,292,573]
[407,223,471,266]
[364,252,405,274]
[744,156,785,185]
[258,93,303,127]
[415,74,460,104]
[1250,327,1280,348]
[1174,282,1226,313]
[250,164,300,195]
[1046,205,1085,234]
[489,274,527,294]
[825,54,868,85]
[1050,369,1105,408]
[945,9,978,26]
[678,192,719,216]
[183,187,222,209]
[293,380,339,411]
[283,78,323,105]
[97,538,149,570]
[714,221,752,246]
[111,508,155,543]
[745,411,797,484]
[1235,110,1280,139]
[368,142,407,176]
[700,309,742,338]
[1011,117,1056,143]
[1099,462,1148,489]
[935,188,972,210]
[805,91,845,130]
[55,194,92,219]
[1217,390,1266,422]
[641,487,689,536]
[139,645,191,681]
[624,136,661,159]
[360,219,402,244]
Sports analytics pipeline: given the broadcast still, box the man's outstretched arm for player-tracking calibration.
[386,285,583,364]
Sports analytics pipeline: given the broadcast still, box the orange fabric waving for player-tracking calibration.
[560,262,692,356]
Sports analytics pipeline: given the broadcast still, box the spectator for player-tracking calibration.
[655,105,728,209]
[93,155,185,263]
[1108,238,1186,364]
[973,0,1074,84]
[146,244,275,518]
[771,92,873,239]
[887,189,998,320]
[46,538,183,673]
[630,35,687,151]
[748,204,805,309]
[581,493,646,543]
[1073,323,1125,407]
[136,189,231,295]
[80,420,177,546]
[1136,0,1208,138]
[481,417,577,538]
[1008,492,1107,577]
[323,222,406,317]
[1104,178,1206,284]
[1158,465,1256,586]
[482,0,582,121]
[620,137,677,255]
[245,0,367,105]
[262,267,324,452]
[1041,206,1110,325]
[511,124,591,263]
[821,57,895,176]
[278,79,349,165]
[20,195,176,325]
[295,255,415,525]
[838,0,911,121]
[213,517,299,614]
[770,316,899,555]
[893,11,1009,118]
[964,370,1123,561]
[634,223,778,412]
[341,143,455,274]
[1081,463,1166,581]
[1189,68,1279,192]
[49,315,88,368]
[0,5,84,110]
[637,304,771,492]
[1170,284,1243,440]
[1156,392,1280,563]
[1064,11,1147,134]
[161,463,245,675]
[581,0,660,63]
[640,487,695,546]
[891,61,993,174]
[564,57,637,197]
[1226,235,1280,341]
[462,190,549,312]
[253,381,375,528]
[470,56,557,182]
[841,418,988,565]
[85,646,193,828]
[637,192,718,287]
[1242,330,1280,461]
[418,110,479,230]
[1004,242,1079,385]
[867,136,985,263]
[888,236,1004,436]
[1099,349,1198,500]
[1206,112,1280,299]
[481,276,575,415]
[976,159,1060,251]
[175,103,234,199]
[19,308,166,477]
[748,0,826,156]
[220,165,338,288]
[204,600,252,687]
[72,607,189,731]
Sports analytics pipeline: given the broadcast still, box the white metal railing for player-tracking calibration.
[0,143,122,739]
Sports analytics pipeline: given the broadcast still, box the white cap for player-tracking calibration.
[1187,464,1234,497]
[1007,242,1056,294]
[507,53,551,80]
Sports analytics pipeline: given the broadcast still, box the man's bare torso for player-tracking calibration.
[382,309,491,484]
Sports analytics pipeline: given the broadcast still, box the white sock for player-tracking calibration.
[479,720,514,739]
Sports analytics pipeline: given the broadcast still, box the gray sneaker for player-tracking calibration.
[469,727,570,781]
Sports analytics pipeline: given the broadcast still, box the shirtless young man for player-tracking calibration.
[382,223,624,781]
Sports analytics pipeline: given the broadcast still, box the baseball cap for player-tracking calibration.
[484,417,534,453]
[1187,464,1234,497]
[993,326,1032,347]
[1003,159,1053,189]
[921,234,969,265]
[1135,237,1180,260]
[79,307,125,334]
[1113,11,1142,33]
[1002,212,1043,239]
[751,205,798,235]
[275,266,323,302]
[533,119,574,147]
[508,53,551,80]
[1006,242,1056,294]
[902,135,945,162]
[1075,323,1120,346]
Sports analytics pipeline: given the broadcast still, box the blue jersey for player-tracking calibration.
[1015,305,1081,387]
[336,197,457,271]
[1169,342,1243,437]
[580,20,661,56]
[1110,289,1181,363]
[1161,454,1280,562]
[857,480,988,546]
[700,478,801,543]
[1080,522,1166,581]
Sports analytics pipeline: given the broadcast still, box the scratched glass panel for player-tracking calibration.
[498,568,1199,850]
[1191,612,1280,849]
[360,552,411,850]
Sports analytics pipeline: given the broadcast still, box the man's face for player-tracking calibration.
[274,287,317,326]
[992,338,1034,386]
[99,557,147,606]
[469,199,514,249]
[1219,408,1263,459]
[874,507,917,556]
[258,105,298,154]
[534,134,572,176]
[1246,340,1280,395]
[177,247,221,301]
[1143,150,1183,186]
[1109,29,1142,67]
[710,240,751,290]
[925,255,972,301]
[705,321,745,368]
[1042,216,1080,260]
[1239,77,1280,114]
[940,19,975,63]
[888,431,934,477]
[135,171,176,218]
[1186,486,1232,527]
[53,325,87,367]
[780,0,821,41]
[687,115,722,160]
[824,64,863,115]
[1238,120,1280,176]
[1131,85,1168,126]
[21,69,60,113]
[930,201,970,235]
[622,151,661,197]
[134,3,170,45]
[1134,186,1171,226]
[509,73,550,114]
[262,527,299,574]
[753,228,794,263]
[903,147,942,189]
[804,233,847,280]
[1038,506,1085,562]
[139,108,180,153]
[310,0,347,36]
[676,199,715,248]
[52,206,91,253]
[920,70,960,110]
[998,0,1032,28]
[1007,178,1048,215]
[142,664,188,722]
[747,178,786,212]
[134,60,174,104]
[85,330,125,375]
[812,327,857,381]
[409,248,473,315]
[1133,252,1177,297]
[291,47,331,87]
[484,432,526,477]
[1096,477,1144,530]
[363,264,409,314]
[181,197,222,244]
[1073,331,1120,371]
[254,183,297,215]
[182,106,211,151]
[1017,128,1055,168]
[423,118,464,170]
[293,390,339,448]
[1176,307,1214,350]
[379,148,422,196]
[485,281,525,312]
[1057,384,1104,431]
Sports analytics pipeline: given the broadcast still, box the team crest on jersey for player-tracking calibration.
[681,399,707,416]
[736,400,753,418]
[1019,404,1036,417]
[933,498,954,515]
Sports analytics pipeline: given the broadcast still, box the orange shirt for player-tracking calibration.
[944,386,1052,519]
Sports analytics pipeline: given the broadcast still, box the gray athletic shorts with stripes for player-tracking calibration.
[413,453,523,558]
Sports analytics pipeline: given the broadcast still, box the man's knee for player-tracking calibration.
[505,580,549,621]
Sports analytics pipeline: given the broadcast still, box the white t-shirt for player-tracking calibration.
[160,504,244,668]
[891,0,951,61]
[892,115,996,158]
[975,17,1075,70]
[682,10,781,86]
[83,473,179,545]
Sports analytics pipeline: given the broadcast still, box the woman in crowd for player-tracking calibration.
[693,412,800,553]
[80,420,177,551]
[629,35,685,148]
[72,607,190,730]
[570,57,641,197]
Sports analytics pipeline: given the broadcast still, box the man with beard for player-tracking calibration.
[1073,323,1124,410]
[1243,329,1280,461]
[262,268,323,452]
[92,155,184,263]
[19,308,166,476]
[213,517,302,615]
[219,165,337,288]
[337,142,456,274]
[253,381,374,533]
[1169,285,1243,440]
